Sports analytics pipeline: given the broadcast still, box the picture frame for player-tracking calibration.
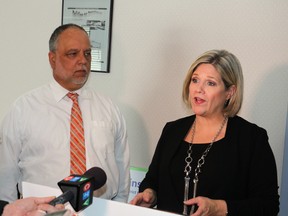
[62,0,114,73]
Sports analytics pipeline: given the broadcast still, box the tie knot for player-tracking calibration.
[67,92,78,102]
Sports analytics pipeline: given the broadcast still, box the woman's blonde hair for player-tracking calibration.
[182,50,243,117]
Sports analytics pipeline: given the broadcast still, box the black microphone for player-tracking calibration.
[49,167,107,212]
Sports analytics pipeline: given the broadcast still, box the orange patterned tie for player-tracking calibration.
[67,93,86,175]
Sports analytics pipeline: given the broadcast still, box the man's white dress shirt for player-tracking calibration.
[0,79,130,203]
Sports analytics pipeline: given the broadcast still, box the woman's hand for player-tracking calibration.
[184,196,227,216]
[129,188,157,208]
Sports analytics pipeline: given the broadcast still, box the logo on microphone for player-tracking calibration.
[82,190,91,200]
[64,176,74,181]
[83,182,91,191]
[63,175,90,183]
[70,177,81,182]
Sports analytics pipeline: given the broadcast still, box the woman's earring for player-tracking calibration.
[224,99,229,107]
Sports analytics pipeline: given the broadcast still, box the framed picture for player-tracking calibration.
[62,0,114,73]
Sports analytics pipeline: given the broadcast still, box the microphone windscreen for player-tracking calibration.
[84,167,107,190]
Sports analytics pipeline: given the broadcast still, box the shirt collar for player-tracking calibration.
[49,79,86,102]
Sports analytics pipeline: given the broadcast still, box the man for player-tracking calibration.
[0,24,130,203]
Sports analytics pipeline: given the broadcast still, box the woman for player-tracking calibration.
[130,50,279,215]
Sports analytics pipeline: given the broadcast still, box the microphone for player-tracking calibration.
[49,167,107,212]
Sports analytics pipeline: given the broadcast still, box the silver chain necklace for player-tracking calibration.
[183,116,228,216]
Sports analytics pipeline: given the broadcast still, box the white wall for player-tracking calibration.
[1,0,287,196]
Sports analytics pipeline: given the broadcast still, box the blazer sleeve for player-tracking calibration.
[0,200,9,215]
[226,123,279,215]
[138,124,168,193]
[139,116,193,203]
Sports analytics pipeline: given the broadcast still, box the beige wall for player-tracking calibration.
[0,0,287,193]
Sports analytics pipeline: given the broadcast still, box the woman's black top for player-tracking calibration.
[139,115,279,216]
